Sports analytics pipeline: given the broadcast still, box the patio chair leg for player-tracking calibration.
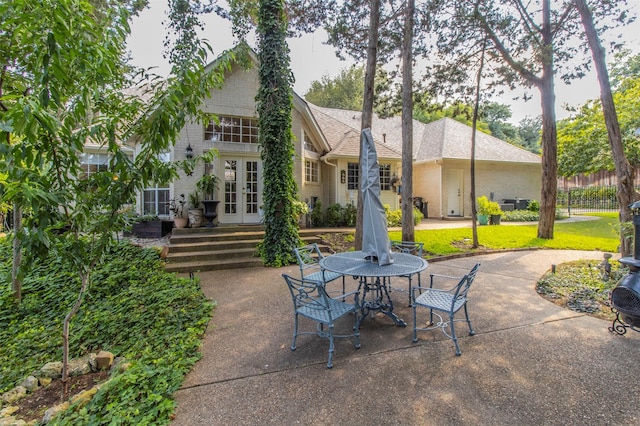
[412,304,418,343]
[291,314,299,351]
[449,314,461,356]
[327,325,335,368]
[464,304,475,335]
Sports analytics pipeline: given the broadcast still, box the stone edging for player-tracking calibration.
[0,350,128,426]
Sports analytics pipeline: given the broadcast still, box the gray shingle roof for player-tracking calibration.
[309,104,541,165]
[310,104,401,160]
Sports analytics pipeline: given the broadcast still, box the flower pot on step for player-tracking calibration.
[188,208,204,228]
[202,200,220,227]
[173,217,189,229]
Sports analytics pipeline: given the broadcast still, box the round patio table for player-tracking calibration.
[320,251,428,327]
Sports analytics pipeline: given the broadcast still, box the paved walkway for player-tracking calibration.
[172,249,639,425]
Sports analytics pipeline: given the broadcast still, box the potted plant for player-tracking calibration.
[187,192,204,228]
[477,195,503,225]
[489,203,503,225]
[197,173,220,227]
[169,194,188,228]
[291,198,310,227]
[476,196,491,225]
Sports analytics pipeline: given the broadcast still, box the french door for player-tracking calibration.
[220,157,261,224]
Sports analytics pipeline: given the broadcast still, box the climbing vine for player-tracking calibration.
[255,0,302,266]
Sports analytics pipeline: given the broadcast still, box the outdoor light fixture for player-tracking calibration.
[340,170,346,184]
[185,143,194,159]
[390,173,399,188]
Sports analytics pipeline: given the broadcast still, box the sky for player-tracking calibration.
[126,0,640,124]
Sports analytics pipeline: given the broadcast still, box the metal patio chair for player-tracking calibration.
[390,240,425,306]
[294,243,346,298]
[282,274,361,368]
[411,263,481,356]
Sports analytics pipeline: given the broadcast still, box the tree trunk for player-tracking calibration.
[471,39,487,249]
[11,203,21,302]
[61,271,90,399]
[401,0,415,242]
[574,0,638,255]
[356,0,380,250]
[536,0,558,239]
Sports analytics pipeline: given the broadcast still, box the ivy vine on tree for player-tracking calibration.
[255,0,302,266]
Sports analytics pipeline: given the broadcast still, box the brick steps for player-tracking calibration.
[165,225,345,273]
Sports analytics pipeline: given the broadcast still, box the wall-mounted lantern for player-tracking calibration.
[390,173,399,189]
[185,143,194,159]
[340,169,346,184]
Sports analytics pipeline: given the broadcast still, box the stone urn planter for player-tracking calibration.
[202,200,220,227]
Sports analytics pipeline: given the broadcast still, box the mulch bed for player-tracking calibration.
[12,371,109,423]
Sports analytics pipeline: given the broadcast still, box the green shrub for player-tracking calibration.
[343,203,357,227]
[384,204,402,226]
[382,205,422,226]
[326,203,344,227]
[309,200,324,227]
[413,207,424,225]
[527,199,540,212]
[477,196,502,216]
[502,209,569,222]
[503,210,539,222]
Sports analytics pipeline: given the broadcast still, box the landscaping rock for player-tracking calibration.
[111,357,128,374]
[95,351,114,371]
[18,377,38,393]
[0,406,19,417]
[0,416,27,426]
[41,402,69,425]
[38,377,52,387]
[88,353,98,372]
[39,362,62,379]
[70,387,98,406]
[1,387,26,404]
[68,357,91,377]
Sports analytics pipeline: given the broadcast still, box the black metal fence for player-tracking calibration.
[557,185,619,216]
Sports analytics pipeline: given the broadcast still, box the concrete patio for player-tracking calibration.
[171,249,639,425]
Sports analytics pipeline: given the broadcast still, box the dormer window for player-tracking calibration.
[303,131,318,153]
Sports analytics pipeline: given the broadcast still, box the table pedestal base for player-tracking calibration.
[357,277,406,327]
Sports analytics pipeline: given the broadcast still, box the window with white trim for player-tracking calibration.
[379,164,391,191]
[143,151,170,216]
[79,153,109,179]
[143,187,170,216]
[305,160,319,183]
[347,163,359,190]
[205,115,259,143]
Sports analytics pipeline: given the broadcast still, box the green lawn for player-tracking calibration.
[389,213,621,257]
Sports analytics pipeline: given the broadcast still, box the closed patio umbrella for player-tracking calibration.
[360,128,393,265]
